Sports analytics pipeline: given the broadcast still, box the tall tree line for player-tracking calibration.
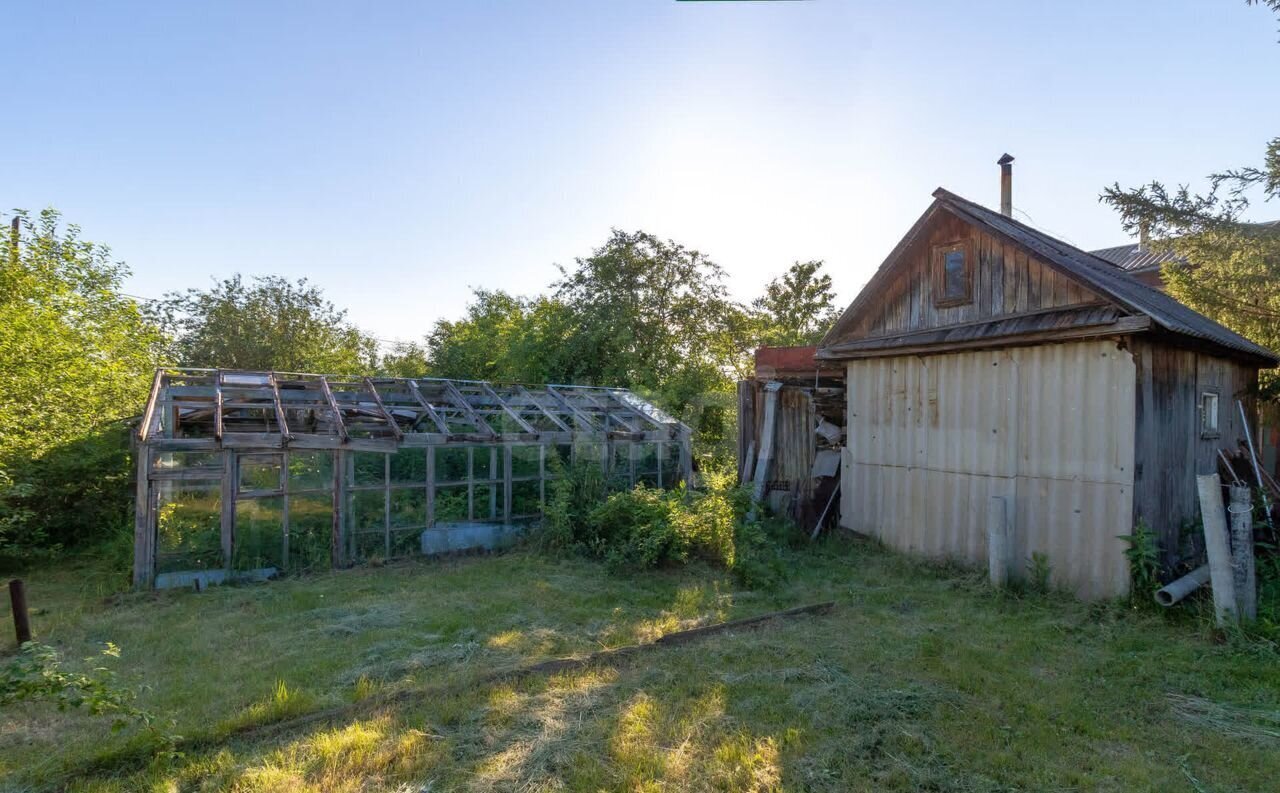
[0,212,839,560]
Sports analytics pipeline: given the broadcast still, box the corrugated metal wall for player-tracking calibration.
[842,339,1135,599]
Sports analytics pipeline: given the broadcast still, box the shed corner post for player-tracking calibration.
[132,445,154,589]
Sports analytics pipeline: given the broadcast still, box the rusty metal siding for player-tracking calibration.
[842,339,1135,599]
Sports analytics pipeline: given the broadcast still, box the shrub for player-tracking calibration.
[1120,518,1161,605]
[1,641,174,750]
[0,423,135,563]
[537,454,608,554]
[538,455,787,588]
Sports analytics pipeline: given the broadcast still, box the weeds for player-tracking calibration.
[1026,552,1052,594]
[0,641,177,752]
[1120,518,1161,605]
[537,458,787,588]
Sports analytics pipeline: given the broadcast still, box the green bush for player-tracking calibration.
[538,457,787,588]
[0,423,135,563]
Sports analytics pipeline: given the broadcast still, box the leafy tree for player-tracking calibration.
[1102,90,1278,391]
[751,260,840,347]
[377,340,432,378]
[552,229,747,407]
[425,289,577,383]
[0,210,163,555]
[157,274,378,373]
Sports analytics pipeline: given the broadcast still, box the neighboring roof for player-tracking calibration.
[753,346,842,379]
[1089,243,1180,272]
[1091,220,1279,272]
[139,368,687,452]
[818,189,1277,365]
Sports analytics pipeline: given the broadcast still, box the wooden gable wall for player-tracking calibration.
[840,210,1109,342]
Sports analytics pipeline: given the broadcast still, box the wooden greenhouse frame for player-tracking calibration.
[133,368,692,589]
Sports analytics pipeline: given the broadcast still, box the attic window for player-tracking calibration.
[1200,391,1220,438]
[933,240,972,307]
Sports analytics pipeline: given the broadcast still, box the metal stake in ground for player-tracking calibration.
[9,579,31,645]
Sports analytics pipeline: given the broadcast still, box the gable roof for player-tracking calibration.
[818,189,1277,365]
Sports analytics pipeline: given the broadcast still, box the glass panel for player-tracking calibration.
[511,445,540,479]
[352,531,385,562]
[436,447,469,483]
[352,490,386,531]
[239,454,283,493]
[353,452,386,486]
[1201,393,1219,433]
[472,448,498,482]
[390,488,426,529]
[153,451,221,472]
[944,248,967,299]
[512,480,541,517]
[233,497,284,570]
[473,484,496,521]
[389,448,426,484]
[434,485,468,523]
[155,484,222,573]
[390,528,420,558]
[286,494,332,571]
[288,452,333,491]
[574,443,605,466]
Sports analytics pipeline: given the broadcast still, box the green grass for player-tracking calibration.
[1,538,1279,791]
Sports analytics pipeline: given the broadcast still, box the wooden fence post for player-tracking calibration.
[9,579,31,645]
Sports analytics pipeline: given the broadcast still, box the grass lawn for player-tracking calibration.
[2,537,1279,792]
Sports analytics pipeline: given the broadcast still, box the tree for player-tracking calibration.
[423,289,578,383]
[751,260,840,347]
[0,209,163,555]
[552,229,747,407]
[157,274,378,373]
[1101,7,1278,394]
[377,340,432,378]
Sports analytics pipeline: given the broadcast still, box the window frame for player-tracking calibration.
[1199,389,1221,439]
[932,239,974,308]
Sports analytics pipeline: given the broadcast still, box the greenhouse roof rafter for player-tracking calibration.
[136,368,690,452]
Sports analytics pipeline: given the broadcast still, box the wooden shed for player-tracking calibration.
[817,187,1277,599]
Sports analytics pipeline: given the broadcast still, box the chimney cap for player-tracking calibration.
[997,153,1015,166]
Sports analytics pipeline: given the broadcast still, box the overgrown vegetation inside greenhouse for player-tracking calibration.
[134,368,691,588]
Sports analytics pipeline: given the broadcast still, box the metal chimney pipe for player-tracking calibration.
[997,153,1014,217]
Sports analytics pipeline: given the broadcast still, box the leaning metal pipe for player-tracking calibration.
[1154,565,1210,607]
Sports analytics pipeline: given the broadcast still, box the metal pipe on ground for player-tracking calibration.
[1154,565,1210,607]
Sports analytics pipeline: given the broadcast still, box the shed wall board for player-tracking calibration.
[1129,339,1259,568]
[838,212,1107,344]
[842,339,1134,599]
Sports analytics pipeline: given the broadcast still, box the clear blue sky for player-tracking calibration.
[4,1,1277,347]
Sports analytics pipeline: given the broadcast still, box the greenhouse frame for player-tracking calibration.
[133,368,692,589]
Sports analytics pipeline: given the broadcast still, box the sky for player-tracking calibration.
[3,1,1278,348]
